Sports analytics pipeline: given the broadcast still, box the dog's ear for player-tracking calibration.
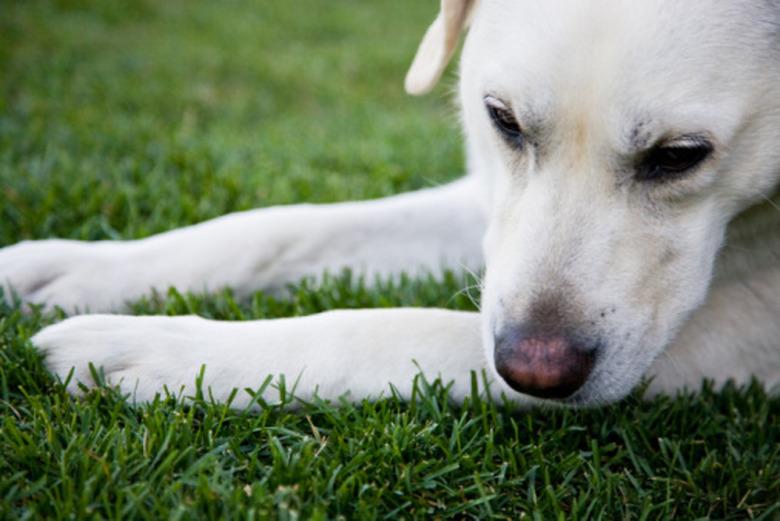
[405,0,479,96]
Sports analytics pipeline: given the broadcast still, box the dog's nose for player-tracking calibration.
[493,327,595,399]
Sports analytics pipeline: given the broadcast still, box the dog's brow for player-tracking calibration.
[628,120,653,152]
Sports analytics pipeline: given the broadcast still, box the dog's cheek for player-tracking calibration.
[627,216,725,369]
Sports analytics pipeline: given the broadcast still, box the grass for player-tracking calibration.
[1,0,779,518]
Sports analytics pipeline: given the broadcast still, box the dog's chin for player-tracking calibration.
[530,382,634,409]
[558,359,650,408]
[553,383,628,408]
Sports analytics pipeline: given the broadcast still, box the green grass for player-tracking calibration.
[1,0,779,518]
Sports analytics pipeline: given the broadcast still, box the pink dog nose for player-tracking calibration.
[494,329,595,399]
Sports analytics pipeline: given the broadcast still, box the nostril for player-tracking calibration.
[493,327,596,399]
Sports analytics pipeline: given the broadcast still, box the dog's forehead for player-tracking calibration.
[463,0,780,141]
[468,0,779,80]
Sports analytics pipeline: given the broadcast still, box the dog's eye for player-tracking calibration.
[484,96,523,147]
[638,137,713,181]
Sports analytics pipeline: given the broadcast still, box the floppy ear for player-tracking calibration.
[405,0,479,96]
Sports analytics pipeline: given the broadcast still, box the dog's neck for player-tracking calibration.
[713,189,780,285]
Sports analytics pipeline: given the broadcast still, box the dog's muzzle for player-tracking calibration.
[493,326,596,399]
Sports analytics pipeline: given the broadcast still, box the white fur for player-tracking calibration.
[3,0,780,406]
[35,309,518,407]
[0,178,484,311]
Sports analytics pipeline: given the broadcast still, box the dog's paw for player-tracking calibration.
[0,239,139,313]
[33,314,215,401]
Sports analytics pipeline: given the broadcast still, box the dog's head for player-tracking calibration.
[408,0,780,405]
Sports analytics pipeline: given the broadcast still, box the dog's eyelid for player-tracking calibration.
[634,133,715,182]
[661,134,713,150]
[649,130,717,151]
[483,94,510,110]
[483,94,526,149]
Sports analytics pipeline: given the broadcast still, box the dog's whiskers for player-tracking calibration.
[450,263,484,310]
[656,349,687,385]
[759,192,780,213]
[450,283,482,310]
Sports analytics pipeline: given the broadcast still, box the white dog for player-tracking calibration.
[2,0,780,408]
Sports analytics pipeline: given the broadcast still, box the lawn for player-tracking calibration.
[1,0,779,518]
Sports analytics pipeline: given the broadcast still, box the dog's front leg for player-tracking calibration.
[33,308,524,407]
[0,177,485,312]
